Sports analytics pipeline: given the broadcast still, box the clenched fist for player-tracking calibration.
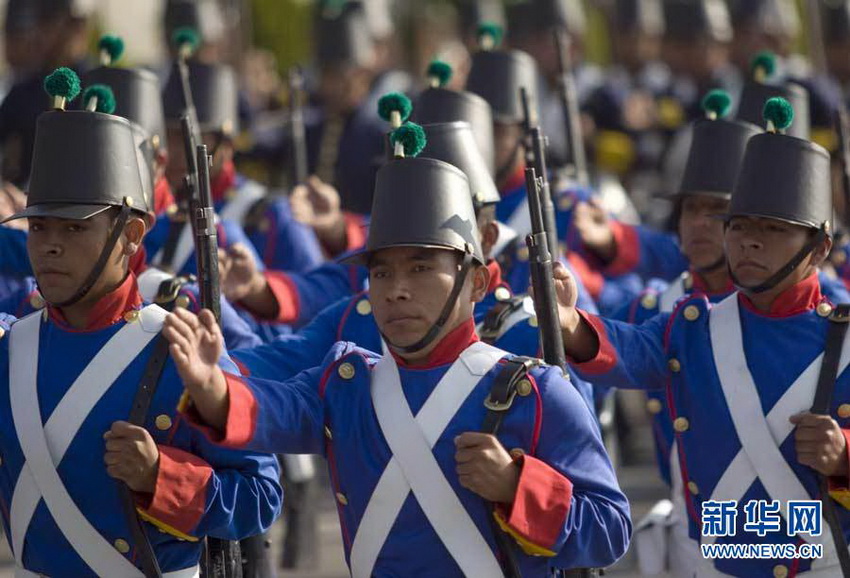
[104,421,160,494]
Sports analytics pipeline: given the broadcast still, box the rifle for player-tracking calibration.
[521,87,562,261]
[288,66,309,187]
[553,29,589,187]
[524,166,568,370]
[195,143,222,322]
[836,105,850,231]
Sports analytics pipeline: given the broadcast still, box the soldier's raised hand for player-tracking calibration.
[163,308,229,429]
[573,200,616,262]
[104,421,160,493]
[791,412,849,477]
[220,243,265,303]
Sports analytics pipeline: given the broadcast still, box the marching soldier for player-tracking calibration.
[157,56,324,276]
[0,67,281,577]
[558,97,850,576]
[162,125,631,577]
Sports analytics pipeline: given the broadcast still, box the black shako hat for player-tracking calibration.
[162,60,239,135]
[420,121,499,207]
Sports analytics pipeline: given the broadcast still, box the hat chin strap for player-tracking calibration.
[49,203,133,308]
[729,228,827,294]
[382,253,475,355]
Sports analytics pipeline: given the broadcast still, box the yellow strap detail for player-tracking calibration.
[136,508,200,542]
[492,511,556,557]
[829,489,850,511]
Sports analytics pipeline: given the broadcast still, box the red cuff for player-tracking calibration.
[828,428,850,492]
[567,253,605,300]
[261,271,301,324]
[495,454,573,550]
[184,372,258,448]
[603,221,640,276]
[140,445,213,536]
[568,310,618,374]
[343,212,367,252]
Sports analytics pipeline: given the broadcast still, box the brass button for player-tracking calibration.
[640,293,658,310]
[646,398,663,414]
[355,299,372,316]
[324,426,333,440]
[509,448,525,459]
[123,310,139,323]
[673,417,690,432]
[0,327,5,340]
[773,564,788,578]
[517,246,529,262]
[668,358,681,373]
[155,414,173,431]
[336,492,348,506]
[114,538,130,554]
[683,305,700,321]
[817,302,834,318]
[337,362,355,380]
[29,293,45,309]
[516,379,532,397]
[495,286,511,302]
[839,404,850,419]
[528,316,538,328]
[174,295,191,309]
[688,481,699,495]
[558,195,574,211]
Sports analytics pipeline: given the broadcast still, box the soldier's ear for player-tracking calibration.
[470,264,490,303]
[810,234,833,269]
[122,216,147,256]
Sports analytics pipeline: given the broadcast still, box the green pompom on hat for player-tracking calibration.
[701,89,732,120]
[426,60,453,88]
[98,35,125,66]
[750,51,776,81]
[44,67,81,110]
[390,122,427,158]
[378,92,413,127]
[172,26,200,57]
[763,96,794,133]
[477,22,504,50]
[82,84,117,115]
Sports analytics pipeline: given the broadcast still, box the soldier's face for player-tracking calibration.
[725,216,830,293]
[27,212,145,306]
[368,247,489,361]
[678,195,727,270]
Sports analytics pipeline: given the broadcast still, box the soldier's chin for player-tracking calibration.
[381,326,426,350]
[35,282,71,305]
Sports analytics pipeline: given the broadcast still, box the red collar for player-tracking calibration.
[48,273,143,332]
[391,318,479,369]
[153,176,175,216]
[486,259,503,293]
[500,163,527,196]
[739,273,825,318]
[690,270,734,296]
[212,159,237,203]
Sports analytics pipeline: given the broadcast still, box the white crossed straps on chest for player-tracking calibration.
[704,294,850,552]
[659,273,688,313]
[8,305,168,577]
[217,181,266,226]
[349,341,507,578]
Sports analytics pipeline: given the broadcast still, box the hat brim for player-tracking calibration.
[1,203,113,224]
